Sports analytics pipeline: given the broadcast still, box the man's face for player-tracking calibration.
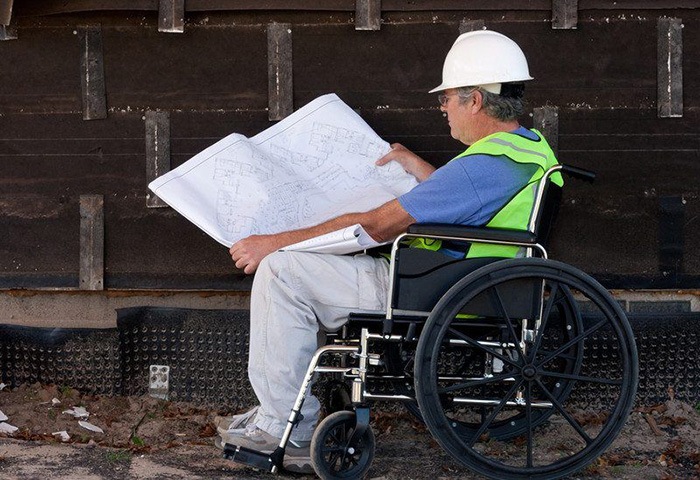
[439,88,477,145]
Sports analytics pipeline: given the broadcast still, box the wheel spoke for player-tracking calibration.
[528,281,560,363]
[538,317,610,366]
[447,327,519,368]
[321,445,345,454]
[468,378,524,447]
[535,378,593,445]
[525,381,534,468]
[488,285,525,360]
[327,450,340,469]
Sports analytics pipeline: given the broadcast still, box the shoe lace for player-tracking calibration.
[243,423,260,436]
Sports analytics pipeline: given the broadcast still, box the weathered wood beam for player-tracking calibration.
[0,0,13,25]
[11,0,700,15]
[552,0,578,29]
[145,111,171,208]
[533,106,559,157]
[459,19,485,34]
[657,17,683,118]
[158,0,184,34]
[267,23,293,121]
[78,25,107,120]
[355,0,381,31]
[79,194,104,291]
[659,195,684,276]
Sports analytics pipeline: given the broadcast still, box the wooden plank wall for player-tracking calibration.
[1,2,698,290]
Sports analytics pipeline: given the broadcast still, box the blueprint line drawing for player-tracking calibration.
[149,94,418,249]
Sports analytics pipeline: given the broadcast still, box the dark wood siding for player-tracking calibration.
[1,3,699,289]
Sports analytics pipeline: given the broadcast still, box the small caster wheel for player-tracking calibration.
[311,410,375,480]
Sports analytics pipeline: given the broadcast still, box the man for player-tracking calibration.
[216,30,560,473]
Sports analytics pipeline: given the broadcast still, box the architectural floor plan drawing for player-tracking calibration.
[149,94,418,250]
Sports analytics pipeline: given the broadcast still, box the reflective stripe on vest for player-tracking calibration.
[409,129,562,258]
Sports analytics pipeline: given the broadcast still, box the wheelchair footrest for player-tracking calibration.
[222,444,278,472]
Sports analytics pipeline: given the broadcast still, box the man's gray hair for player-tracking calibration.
[457,86,524,121]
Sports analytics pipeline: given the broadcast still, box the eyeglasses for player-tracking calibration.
[438,90,476,107]
[438,93,458,107]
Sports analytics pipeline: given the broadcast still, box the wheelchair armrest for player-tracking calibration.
[406,223,538,245]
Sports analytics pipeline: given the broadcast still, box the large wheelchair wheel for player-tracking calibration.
[414,258,638,480]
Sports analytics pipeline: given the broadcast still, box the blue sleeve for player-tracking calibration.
[398,154,538,226]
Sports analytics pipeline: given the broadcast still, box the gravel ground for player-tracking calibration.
[0,383,698,479]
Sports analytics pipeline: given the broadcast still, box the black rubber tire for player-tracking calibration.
[414,258,638,480]
[310,410,376,480]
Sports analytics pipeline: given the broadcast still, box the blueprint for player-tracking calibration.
[281,223,382,255]
[149,94,418,249]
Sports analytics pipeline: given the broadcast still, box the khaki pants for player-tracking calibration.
[247,251,389,441]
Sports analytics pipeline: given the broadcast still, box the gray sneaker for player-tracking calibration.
[217,424,313,474]
[214,406,260,436]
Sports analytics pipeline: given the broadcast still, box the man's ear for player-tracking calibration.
[470,89,484,113]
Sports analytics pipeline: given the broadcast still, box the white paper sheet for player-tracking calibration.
[0,422,18,434]
[78,420,104,434]
[149,94,417,250]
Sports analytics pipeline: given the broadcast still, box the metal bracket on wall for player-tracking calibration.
[0,21,16,41]
[145,111,171,208]
[552,0,578,29]
[78,26,107,120]
[158,0,184,34]
[533,106,559,158]
[80,195,105,291]
[355,0,381,31]
[657,17,683,118]
[459,19,485,34]
[267,23,293,121]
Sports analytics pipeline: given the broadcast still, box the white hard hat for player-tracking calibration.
[429,30,533,94]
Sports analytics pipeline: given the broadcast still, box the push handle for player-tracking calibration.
[561,164,596,183]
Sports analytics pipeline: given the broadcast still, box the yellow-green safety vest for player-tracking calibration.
[409,129,563,258]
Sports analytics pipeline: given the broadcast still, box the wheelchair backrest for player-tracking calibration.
[389,167,564,316]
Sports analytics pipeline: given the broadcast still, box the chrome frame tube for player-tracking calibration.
[452,398,553,409]
[275,344,359,463]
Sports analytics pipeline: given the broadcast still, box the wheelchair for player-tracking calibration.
[223,164,639,480]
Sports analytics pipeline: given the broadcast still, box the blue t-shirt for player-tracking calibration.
[398,127,539,227]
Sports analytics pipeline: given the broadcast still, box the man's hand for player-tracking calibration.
[376,143,436,182]
[230,234,285,274]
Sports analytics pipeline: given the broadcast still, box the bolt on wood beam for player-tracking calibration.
[145,111,171,208]
[80,194,104,291]
[355,0,381,31]
[657,17,683,118]
[267,23,293,121]
[158,0,184,33]
[552,0,578,29]
[533,106,559,158]
[78,25,107,120]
